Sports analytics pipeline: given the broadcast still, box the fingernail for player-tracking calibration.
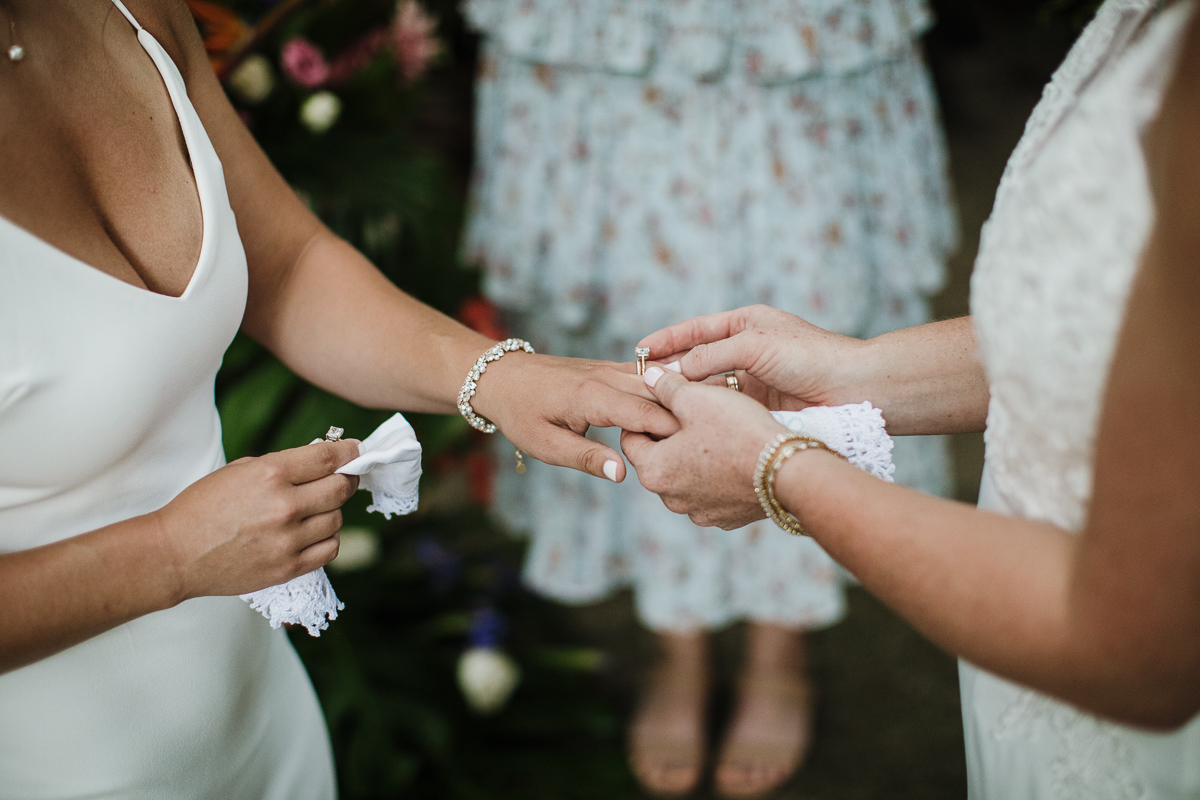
[665,361,682,373]
[603,460,619,482]
[644,366,665,388]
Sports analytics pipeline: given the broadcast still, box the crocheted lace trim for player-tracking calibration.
[366,488,419,520]
[771,401,896,483]
[241,567,344,637]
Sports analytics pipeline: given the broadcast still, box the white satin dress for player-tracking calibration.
[964,1,1200,797]
[0,2,334,797]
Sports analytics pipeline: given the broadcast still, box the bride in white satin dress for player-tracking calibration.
[622,1,1200,797]
[0,1,674,797]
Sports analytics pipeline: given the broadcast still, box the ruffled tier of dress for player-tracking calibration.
[465,0,934,82]
[464,0,957,339]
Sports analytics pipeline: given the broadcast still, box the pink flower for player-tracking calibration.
[280,37,330,88]
[328,28,389,86]
[391,0,442,84]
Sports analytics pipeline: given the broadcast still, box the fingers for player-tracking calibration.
[293,472,359,518]
[641,364,693,413]
[678,333,762,382]
[297,523,341,570]
[619,429,657,474]
[535,424,628,482]
[298,506,345,547]
[637,306,772,359]
[274,438,363,484]
[579,381,681,438]
[636,310,743,359]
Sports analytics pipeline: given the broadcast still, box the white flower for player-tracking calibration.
[457,647,521,714]
[300,91,342,134]
[328,526,380,572]
[228,54,274,104]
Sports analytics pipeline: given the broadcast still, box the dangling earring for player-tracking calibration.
[5,7,24,62]
[515,449,526,474]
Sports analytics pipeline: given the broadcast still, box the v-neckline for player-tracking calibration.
[0,26,208,303]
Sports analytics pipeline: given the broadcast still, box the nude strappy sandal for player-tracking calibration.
[713,670,815,799]
[628,667,710,797]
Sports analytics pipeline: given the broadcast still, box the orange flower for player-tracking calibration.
[185,0,248,71]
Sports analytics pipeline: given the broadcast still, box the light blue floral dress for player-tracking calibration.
[464,0,957,632]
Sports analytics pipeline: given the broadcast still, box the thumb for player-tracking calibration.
[642,365,691,414]
[679,333,757,382]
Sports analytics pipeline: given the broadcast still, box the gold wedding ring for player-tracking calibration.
[635,347,651,376]
[324,426,344,442]
[725,373,741,392]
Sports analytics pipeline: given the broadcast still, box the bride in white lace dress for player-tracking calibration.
[619,0,1200,797]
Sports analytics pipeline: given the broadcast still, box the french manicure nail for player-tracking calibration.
[644,366,665,388]
[665,361,682,373]
[603,460,619,482]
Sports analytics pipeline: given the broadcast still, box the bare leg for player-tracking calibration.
[629,630,710,797]
[714,623,814,799]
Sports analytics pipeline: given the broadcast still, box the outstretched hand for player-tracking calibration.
[620,365,789,529]
[637,305,867,412]
[471,353,680,482]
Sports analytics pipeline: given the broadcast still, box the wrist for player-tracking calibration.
[457,341,536,432]
[140,510,190,608]
[832,335,889,407]
[772,446,840,525]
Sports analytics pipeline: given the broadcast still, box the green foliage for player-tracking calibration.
[203,1,639,796]
[294,514,641,799]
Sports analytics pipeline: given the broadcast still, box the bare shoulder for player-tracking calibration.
[119,0,210,83]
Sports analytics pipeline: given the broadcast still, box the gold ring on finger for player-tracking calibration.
[725,373,741,392]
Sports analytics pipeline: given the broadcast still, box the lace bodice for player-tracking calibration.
[971,0,1193,532]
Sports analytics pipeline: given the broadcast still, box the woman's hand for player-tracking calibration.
[620,365,791,529]
[640,306,989,436]
[637,305,868,412]
[152,439,362,600]
[472,354,680,483]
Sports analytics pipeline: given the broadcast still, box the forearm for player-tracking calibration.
[774,454,1182,726]
[851,317,990,435]
[0,514,181,674]
[244,231,495,415]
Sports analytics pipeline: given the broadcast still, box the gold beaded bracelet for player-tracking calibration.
[753,433,846,536]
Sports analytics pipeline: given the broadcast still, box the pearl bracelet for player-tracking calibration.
[753,432,846,536]
[457,338,535,434]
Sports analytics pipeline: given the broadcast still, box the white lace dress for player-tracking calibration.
[464,0,957,632]
[965,1,1200,796]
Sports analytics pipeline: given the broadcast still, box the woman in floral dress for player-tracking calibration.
[463,0,957,795]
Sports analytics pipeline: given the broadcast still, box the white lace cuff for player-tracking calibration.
[240,413,423,636]
[770,402,895,483]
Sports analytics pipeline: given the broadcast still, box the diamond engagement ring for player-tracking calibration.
[635,347,651,376]
[324,426,344,443]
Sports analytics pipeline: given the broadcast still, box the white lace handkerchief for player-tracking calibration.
[770,402,895,483]
[241,413,423,636]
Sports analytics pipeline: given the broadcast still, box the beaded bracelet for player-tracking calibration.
[457,338,535,434]
[753,432,846,536]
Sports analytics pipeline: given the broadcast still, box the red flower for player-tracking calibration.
[465,449,494,507]
[457,296,508,342]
